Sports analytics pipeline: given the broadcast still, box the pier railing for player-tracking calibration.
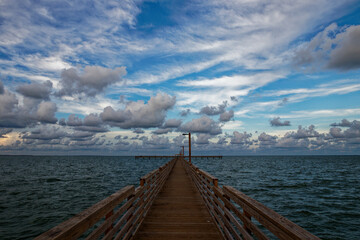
[182,158,320,240]
[35,158,176,240]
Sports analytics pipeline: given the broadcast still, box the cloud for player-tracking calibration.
[101,93,176,129]
[0,81,4,94]
[0,128,12,138]
[180,109,190,117]
[230,131,252,145]
[270,117,291,127]
[179,116,222,135]
[56,66,127,97]
[152,128,172,135]
[328,25,360,70]
[258,132,277,146]
[23,126,67,140]
[66,114,83,126]
[195,133,212,144]
[219,110,234,122]
[133,128,145,134]
[36,101,57,123]
[200,101,227,116]
[330,119,359,128]
[0,88,58,127]
[293,23,360,71]
[163,119,182,128]
[16,80,52,99]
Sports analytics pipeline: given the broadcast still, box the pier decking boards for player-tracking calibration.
[36,157,320,240]
[133,159,222,239]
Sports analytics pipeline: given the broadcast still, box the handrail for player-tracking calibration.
[182,158,320,240]
[35,158,176,240]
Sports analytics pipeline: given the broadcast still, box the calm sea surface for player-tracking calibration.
[0,155,359,240]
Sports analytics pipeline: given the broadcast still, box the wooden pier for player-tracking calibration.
[36,156,319,240]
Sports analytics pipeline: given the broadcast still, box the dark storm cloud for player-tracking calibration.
[199,101,227,116]
[219,110,234,122]
[101,93,176,129]
[270,117,291,127]
[56,66,126,97]
[179,116,222,135]
[16,80,52,99]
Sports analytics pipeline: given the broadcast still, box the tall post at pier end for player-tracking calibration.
[182,132,191,164]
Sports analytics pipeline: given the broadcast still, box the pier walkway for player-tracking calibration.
[36,156,320,240]
[133,159,221,239]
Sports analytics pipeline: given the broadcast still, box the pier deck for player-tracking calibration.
[36,156,320,240]
[133,159,222,239]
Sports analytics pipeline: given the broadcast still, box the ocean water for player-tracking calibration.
[0,155,359,240]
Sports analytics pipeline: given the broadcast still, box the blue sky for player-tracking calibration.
[0,0,359,155]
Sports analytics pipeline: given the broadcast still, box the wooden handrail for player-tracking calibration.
[182,158,320,240]
[35,158,176,240]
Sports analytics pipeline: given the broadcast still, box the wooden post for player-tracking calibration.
[189,132,191,164]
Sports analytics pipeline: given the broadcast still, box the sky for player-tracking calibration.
[0,0,359,155]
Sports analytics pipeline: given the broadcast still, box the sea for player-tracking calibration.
[0,155,359,240]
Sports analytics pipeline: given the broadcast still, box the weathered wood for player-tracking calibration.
[133,159,223,240]
[36,156,319,240]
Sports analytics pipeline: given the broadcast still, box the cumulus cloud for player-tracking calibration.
[270,117,291,127]
[200,101,227,116]
[163,119,182,128]
[23,126,67,140]
[258,132,277,148]
[0,88,57,127]
[285,125,320,139]
[230,131,252,145]
[219,110,234,122]
[330,119,359,128]
[56,66,126,97]
[36,102,57,123]
[101,93,176,129]
[195,133,212,144]
[293,23,360,71]
[16,80,52,99]
[180,116,222,135]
